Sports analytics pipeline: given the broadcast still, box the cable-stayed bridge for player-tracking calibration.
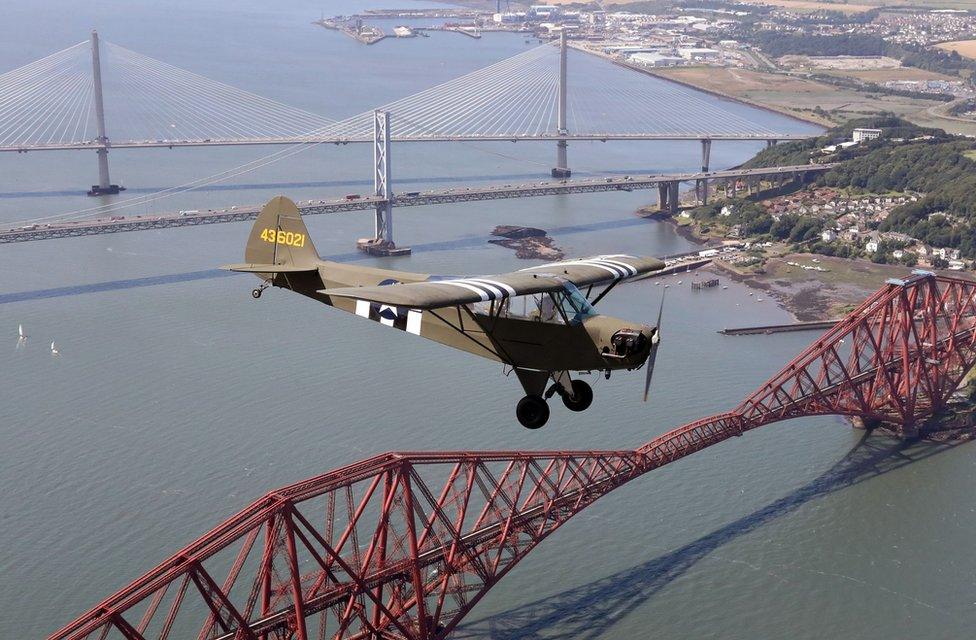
[0,31,818,250]
[0,34,811,163]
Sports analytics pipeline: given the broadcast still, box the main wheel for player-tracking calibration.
[252,288,263,299]
[561,379,593,412]
[516,395,550,429]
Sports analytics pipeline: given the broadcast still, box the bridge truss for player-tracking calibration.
[49,272,976,640]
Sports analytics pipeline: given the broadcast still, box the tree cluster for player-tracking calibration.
[747,118,976,257]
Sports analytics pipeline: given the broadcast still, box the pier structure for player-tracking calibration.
[87,30,122,196]
[552,29,571,178]
[696,138,711,205]
[357,110,410,256]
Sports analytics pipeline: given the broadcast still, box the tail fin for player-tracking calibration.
[245,196,319,267]
[223,196,320,274]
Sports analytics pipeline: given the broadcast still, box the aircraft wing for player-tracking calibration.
[319,254,663,309]
[518,254,665,285]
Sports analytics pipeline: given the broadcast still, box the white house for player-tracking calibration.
[852,128,882,143]
[934,247,961,261]
[821,229,837,242]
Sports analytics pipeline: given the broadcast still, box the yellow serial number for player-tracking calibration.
[260,228,306,248]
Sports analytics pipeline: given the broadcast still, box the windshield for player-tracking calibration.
[559,283,596,323]
[467,282,596,324]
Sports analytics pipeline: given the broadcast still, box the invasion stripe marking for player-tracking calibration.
[594,258,637,277]
[468,278,517,297]
[599,257,639,274]
[355,298,423,335]
[569,260,627,279]
[406,310,422,335]
[439,281,492,301]
[521,255,641,280]
[457,278,504,299]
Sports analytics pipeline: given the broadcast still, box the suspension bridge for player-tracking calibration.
[0,31,817,250]
[0,163,832,244]
[48,271,976,640]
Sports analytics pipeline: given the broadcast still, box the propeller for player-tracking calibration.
[643,290,665,402]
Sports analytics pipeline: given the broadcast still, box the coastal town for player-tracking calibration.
[326,2,976,129]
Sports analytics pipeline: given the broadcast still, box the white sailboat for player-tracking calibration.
[18,324,26,340]
[50,341,59,355]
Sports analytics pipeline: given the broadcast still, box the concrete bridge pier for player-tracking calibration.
[657,181,680,214]
[696,138,712,205]
[551,30,571,178]
[87,30,122,196]
[553,139,570,178]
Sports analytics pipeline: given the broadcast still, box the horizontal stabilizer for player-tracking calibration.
[221,263,319,274]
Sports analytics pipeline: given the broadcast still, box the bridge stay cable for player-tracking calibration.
[1,37,804,227]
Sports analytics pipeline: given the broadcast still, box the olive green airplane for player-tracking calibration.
[223,196,666,428]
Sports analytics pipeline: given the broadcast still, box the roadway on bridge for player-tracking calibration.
[0,132,813,153]
[0,163,832,243]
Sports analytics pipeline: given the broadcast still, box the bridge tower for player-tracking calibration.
[552,29,571,178]
[87,30,122,196]
[357,110,410,256]
[696,138,712,205]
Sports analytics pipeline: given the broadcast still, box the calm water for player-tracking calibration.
[1,2,974,638]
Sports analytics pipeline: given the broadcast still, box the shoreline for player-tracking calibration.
[644,207,922,322]
[569,43,828,129]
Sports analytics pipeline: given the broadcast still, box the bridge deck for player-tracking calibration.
[0,133,814,153]
[0,164,832,244]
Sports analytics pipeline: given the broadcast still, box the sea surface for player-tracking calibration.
[1,2,974,639]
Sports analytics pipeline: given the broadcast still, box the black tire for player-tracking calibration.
[252,288,263,299]
[561,379,593,412]
[516,395,550,429]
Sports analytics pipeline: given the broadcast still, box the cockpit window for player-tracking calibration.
[559,283,597,323]
[469,282,595,325]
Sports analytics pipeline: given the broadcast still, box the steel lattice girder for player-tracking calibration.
[49,274,976,640]
[736,273,976,434]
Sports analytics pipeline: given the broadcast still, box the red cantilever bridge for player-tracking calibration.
[51,272,976,640]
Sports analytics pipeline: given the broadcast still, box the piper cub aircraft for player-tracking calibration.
[223,196,666,429]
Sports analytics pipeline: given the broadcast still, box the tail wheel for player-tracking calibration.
[561,379,593,412]
[516,395,550,429]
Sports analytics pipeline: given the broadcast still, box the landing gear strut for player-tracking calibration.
[512,370,595,429]
[516,395,550,429]
[559,379,593,412]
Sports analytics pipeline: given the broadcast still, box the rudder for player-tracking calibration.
[244,196,319,269]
